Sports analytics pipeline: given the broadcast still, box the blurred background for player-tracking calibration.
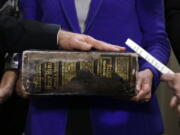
[157,50,180,135]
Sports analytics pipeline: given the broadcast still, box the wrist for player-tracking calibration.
[57,29,61,46]
[57,29,64,49]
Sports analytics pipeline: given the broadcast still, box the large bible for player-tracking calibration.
[21,51,138,98]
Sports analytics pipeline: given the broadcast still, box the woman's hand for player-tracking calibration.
[15,73,28,99]
[161,73,180,113]
[0,71,17,103]
[132,69,153,102]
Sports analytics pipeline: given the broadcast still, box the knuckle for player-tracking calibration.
[146,87,151,92]
[174,84,180,91]
[86,35,92,39]
[87,36,94,44]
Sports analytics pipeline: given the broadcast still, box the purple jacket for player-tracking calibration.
[20,0,170,135]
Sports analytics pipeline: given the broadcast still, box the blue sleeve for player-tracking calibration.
[136,0,171,93]
[20,0,42,20]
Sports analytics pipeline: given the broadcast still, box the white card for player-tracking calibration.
[125,38,174,74]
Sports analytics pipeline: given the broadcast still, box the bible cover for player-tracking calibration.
[22,51,138,98]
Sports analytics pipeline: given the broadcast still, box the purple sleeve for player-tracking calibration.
[20,0,42,20]
[136,0,171,93]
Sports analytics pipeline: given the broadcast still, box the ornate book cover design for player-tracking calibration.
[22,51,138,98]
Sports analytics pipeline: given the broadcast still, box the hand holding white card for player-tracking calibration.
[125,38,174,74]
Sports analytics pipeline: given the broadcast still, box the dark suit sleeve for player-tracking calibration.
[165,0,180,63]
[0,15,60,52]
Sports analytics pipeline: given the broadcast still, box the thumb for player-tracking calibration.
[161,74,175,82]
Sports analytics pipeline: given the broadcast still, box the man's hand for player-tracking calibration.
[161,73,180,92]
[169,96,180,113]
[161,73,180,113]
[0,71,17,104]
[58,30,126,51]
[132,69,153,102]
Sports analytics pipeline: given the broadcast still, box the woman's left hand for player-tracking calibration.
[132,69,153,102]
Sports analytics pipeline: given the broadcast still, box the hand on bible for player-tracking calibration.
[161,73,180,113]
[0,71,17,103]
[132,69,153,102]
[58,30,126,52]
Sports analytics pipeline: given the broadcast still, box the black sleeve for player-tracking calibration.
[0,15,60,53]
[165,0,180,63]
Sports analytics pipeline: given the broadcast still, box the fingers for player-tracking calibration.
[132,73,142,101]
[133,69,153,102]
[138,84,151,101]
[0,71,17,103]
[136,73,143,93]
[170,96,178,108]
[176,92,180,99]
[15,74,28,98]
[161,73,180,92]
[88,37,126,52]
[133,73,142,101]
[70,38,92,51]
[134,83,151,102]
[58,30,126,52]
[173,79,180,92]
[162,74,180,114]
[170,95,180,114]
[177,105,180,113]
